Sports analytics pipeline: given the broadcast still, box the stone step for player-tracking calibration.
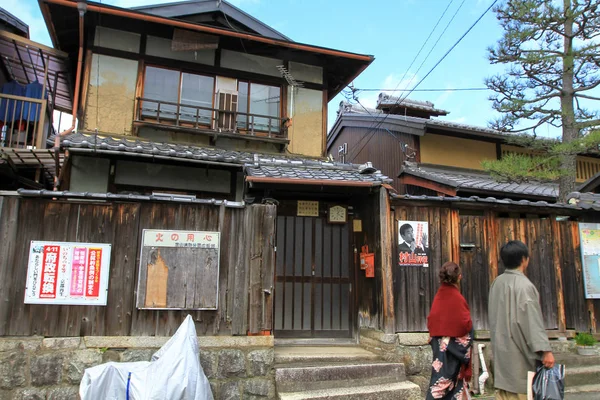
[276,362,406,392]
[277,381,422,400]
[556,353,600,368]
[565,365,600,387]
[274,346,379,364]
[565,384,600,399]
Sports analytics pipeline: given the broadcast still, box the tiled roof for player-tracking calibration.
[392,194,580,210]
[566,192,600,211]
[246,164,390,183]
[376,94,449,115]
[16,189,245,208]
[400,163,558,200]
[62,132,391,185]
[334,101,505,138]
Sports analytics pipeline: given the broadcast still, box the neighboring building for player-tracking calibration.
[327,94,600,201]
[0,7,71,189]
[0,7,29,38]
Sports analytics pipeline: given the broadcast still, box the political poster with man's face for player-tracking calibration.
[398,220,429,267]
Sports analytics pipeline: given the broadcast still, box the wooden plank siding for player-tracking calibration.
[328,127,420,193]
[0,196,275,337]
[390,200,597,333]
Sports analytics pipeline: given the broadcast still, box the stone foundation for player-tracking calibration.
[359,329,578,397]
[0,336,275,400]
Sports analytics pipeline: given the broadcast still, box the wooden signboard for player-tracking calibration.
[136,229,220,310]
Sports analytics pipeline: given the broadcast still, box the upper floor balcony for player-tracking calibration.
[133,66,289,146]
[0,30,71,186]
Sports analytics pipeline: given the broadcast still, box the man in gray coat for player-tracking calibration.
[488,240,555,399]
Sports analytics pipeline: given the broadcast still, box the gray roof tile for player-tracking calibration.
[63,132,391,185]
[392,194,581,210]
[400,163,558,200]
[567,192,600,211]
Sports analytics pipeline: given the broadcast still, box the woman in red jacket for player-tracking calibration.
[426,261,474,400]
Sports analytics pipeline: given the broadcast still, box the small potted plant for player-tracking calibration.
[575,332,597,356]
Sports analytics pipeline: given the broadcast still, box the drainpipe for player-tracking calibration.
[478,343,489,395]
[54,1,86,189]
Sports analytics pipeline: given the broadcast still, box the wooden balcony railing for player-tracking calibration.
[0,93,48,149]
[135,97,288,141]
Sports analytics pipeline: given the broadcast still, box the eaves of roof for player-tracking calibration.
[399,163,558,201]
[391,193,582,212]
[62,132,392,187]
[131,0,292,42]
[327,111,510,150]
[327,113,426,150]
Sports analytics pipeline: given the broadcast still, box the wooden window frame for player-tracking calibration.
[141,64,217,128]
[236,79,283,134]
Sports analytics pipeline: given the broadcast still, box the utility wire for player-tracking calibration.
[345,0,458,161]
[346,0,498,161]
[388,0,456,98]
[398,0,499,104]
[398,0,466,99]
[354,87,488,92]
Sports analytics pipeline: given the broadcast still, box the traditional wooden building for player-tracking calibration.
[3,3,600,398]
[327,95,600,201]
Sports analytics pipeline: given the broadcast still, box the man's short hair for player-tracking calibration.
[399,223,413,237]
[500,240,529,269]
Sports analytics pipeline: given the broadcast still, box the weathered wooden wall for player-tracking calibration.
[0,196,275,337]
[390,201,599,333]
[327,127,420,193]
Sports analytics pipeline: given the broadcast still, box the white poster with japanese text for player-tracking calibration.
[136,230,221,310]
[398,220,429,267]
[24,241,112,305]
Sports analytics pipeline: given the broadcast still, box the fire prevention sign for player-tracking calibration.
[24,241,112,305]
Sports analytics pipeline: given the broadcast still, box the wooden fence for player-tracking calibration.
[390,201,599,334]
[0,196,275,337]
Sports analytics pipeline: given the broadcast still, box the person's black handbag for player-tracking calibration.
[532,364,565,400]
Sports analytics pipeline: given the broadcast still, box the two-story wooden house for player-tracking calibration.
[35,0,399,344]
[328,93,600,202]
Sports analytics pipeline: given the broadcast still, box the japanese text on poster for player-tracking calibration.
[25,241,112,305]
[398,220,429,267]
[579,223,600,299]
[137,230,220,310]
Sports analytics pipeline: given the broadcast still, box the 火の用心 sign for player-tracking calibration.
[136,229,220,310]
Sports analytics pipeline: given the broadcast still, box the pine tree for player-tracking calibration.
[484,0,600,202]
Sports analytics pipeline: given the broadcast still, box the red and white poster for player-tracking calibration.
[398,220,429,267]
[25,241,112,305]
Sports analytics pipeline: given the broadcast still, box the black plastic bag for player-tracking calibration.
[532,364,565,400]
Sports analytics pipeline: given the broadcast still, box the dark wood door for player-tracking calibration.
[459,215,489,330]
[274,216,352,338]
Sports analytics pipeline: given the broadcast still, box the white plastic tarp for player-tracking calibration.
[80,315,214,400]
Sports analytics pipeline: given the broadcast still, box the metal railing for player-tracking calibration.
[0,93,48,149]
[135,97,288,140]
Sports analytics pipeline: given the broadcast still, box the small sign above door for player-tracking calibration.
[297,200,319,217]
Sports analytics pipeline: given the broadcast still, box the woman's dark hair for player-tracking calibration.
[500,240,529,269]
[439,261,461,284]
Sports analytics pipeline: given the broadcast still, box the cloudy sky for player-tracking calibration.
[5,0,560,138]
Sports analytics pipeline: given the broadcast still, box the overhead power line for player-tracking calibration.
[354,87,488,92]
[398,0,499,103]
[390,0,456,97]
[345,0,499,162]
[399,0,467,97]
[345,1,458,161]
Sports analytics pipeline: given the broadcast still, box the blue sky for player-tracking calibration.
[5,0,549,137]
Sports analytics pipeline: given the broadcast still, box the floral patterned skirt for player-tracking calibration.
[426,333,473,400]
